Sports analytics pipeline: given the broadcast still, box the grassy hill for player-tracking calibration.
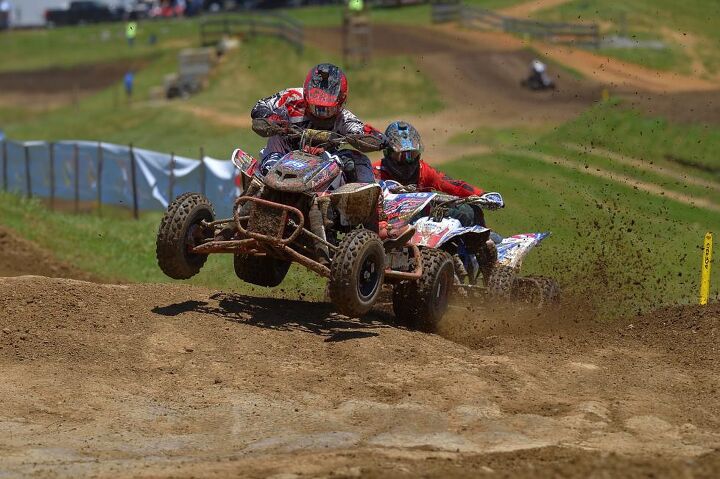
[2,36,441,159]
[532,0,720,76]
[0,12,717,317]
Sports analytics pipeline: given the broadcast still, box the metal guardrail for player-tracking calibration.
[199,13,304,53]
[432,2,600,48]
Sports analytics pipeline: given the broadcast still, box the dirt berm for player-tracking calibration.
[1,273,719,478]
[0,227,97,282]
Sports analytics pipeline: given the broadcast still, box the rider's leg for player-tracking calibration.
[446,204,476,227]
[259,136,292,175]
[336,149,375,183]
[444,206,502,243]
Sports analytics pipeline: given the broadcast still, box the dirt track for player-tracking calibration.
[308,24,720,125]
[0,227,97,282]
[1,268,719,477]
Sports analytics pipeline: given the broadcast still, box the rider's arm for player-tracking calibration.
[336,109,385,138]
[250,88,304,120]
[336,109,387,152]
[334,109,365,135]
[419,162,484,197]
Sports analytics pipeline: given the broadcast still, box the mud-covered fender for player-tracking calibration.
[381,190,436,229]
[410,216,490,248]
[496,233,550,268]
[330,183,382,226]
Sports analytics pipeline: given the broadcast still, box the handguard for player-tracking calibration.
[346,133,386,152]
[302,129,337,145]
[251,118,285,138]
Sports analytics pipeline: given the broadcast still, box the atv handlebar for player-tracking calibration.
[382,181,504,210]
[251,118,385,152]
[433,192,505,210]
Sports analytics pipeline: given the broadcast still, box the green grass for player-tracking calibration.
[2,15,717,317]
[448,125,551,150]
[533,0,720,74]
[534,0,720,40]
[284,0,529,27]
[0,192,324,300]
[540,143,718,203]
[3,37,441,159]
[188,38,442,120]
[542,100,720,174]
[0,19,199,72]
[596,45,692,73]
[442,151,719,316]
[440,99,720,315]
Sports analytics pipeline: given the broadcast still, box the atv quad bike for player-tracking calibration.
[155,120,451,324]
[521,72,556,91]
[380,181,559,326]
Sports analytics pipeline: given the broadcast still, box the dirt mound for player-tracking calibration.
[0,60,146,94]
[1,275,719,477]
[0,226,98,281]
[0,59,148,110]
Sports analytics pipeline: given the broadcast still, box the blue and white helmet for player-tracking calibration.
[384,121,423,164]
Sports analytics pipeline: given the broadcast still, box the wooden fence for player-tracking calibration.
[431,2,600,48]
[199,13,304,53]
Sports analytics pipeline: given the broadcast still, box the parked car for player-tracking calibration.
[45,1,122,26]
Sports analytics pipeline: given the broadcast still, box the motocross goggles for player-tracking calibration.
[307,103,339,119]
[390,150,421,164]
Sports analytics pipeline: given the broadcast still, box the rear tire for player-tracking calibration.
[393,248,454,332]
[328,229,385,318]
[486,264,518,299]
[234,254,291,287]
[515,276,560,306]
[156,192,214,279]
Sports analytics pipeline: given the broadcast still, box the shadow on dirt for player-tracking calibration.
[152,293,397,342]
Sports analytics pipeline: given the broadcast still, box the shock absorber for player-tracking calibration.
[453,254,469,282]
[309,197,329,262]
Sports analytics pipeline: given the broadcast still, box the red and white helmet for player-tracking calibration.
[303,63,348,120]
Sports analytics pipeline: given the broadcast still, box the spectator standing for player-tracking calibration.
[124,70,135,101]
[126,20,137,47]
[348,0,363,13]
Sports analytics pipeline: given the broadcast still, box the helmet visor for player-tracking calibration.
[390,150,421,164]
[308,103,339,119]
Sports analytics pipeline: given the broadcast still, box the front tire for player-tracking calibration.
[156,192,214,279]
[234,254,291,287]
[328,229,385,318]
[393,248,454,332]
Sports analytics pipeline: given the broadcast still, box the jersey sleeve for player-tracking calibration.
[250,88,305,121]
[335,109,365,135]
[420,163,484,197]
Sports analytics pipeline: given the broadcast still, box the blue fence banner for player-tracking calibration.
[0,139,239,217]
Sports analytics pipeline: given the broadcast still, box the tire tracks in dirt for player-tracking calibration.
[516,149,720,212]
[563,142,720,192]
